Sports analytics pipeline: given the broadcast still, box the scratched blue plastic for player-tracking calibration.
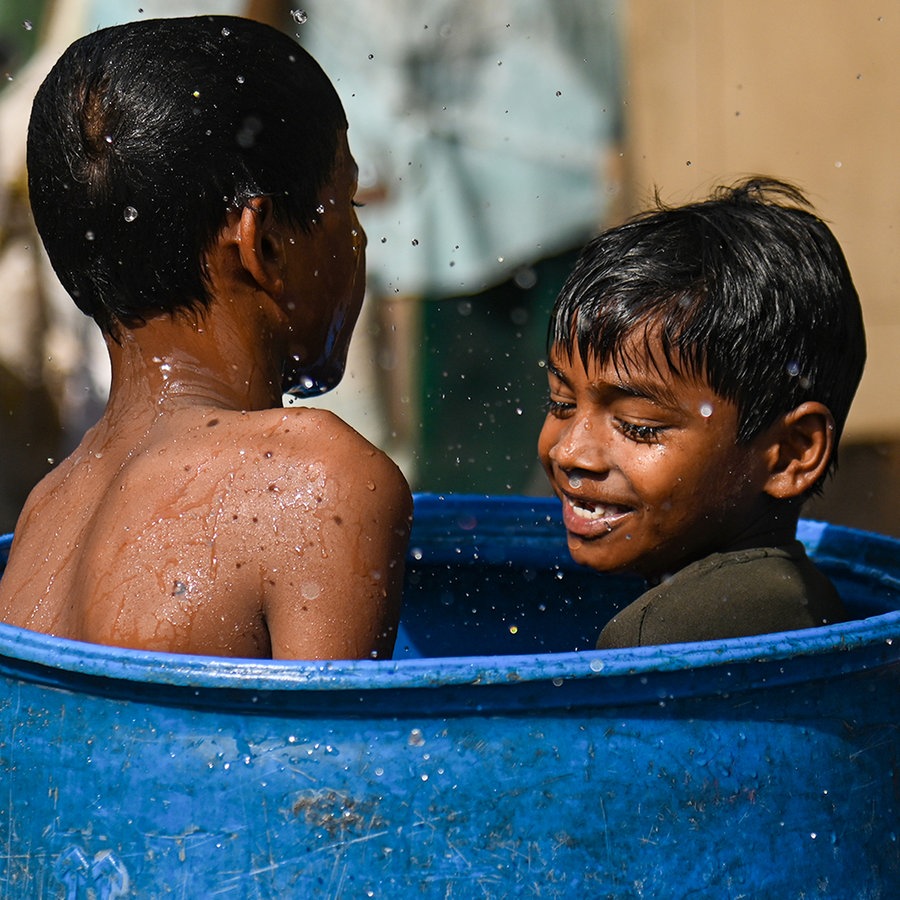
[0,494,898,897]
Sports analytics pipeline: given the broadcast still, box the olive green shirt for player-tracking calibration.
[597,542,847,649]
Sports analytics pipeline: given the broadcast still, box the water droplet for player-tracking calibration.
[589,658,604,672]
[411,238,419,246]
[513,267,538,290]
[104,135,113,144]
[787,361,800,377]
[551,677,564,687]
[236,75,245,84]
[291,9,308,24]
[411,547,424,561]
[699,402,714,418]
[408,728,425,747]
[368,53,374,60]
[301,580,321,600]
[316,203,325,214]
[834,160,842,169]
[85,230,95,241]
[568,474,582,489]
[366,481,376,491]
[123,206,138,222]
[22,20,33,31]
[555,90,562,97]
[221,27,231,36]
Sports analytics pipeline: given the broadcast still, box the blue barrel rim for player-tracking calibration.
[0,610,897,691]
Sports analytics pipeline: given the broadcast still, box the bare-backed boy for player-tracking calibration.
[539,179,865,648]
[0,16,412,659]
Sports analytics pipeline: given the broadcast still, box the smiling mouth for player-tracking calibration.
[562,493,632,535]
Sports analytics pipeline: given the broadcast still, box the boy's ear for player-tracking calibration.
[761,402,835,500]
[235,196,285,298]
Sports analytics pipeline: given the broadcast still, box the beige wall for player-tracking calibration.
[624,0,899,440]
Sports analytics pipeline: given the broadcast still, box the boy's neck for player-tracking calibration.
[644,500,802,585]
[103,299,284,418]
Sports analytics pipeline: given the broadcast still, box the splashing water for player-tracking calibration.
[284,374,329,399]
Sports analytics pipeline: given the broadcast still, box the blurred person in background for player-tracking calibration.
[252,0,624,492]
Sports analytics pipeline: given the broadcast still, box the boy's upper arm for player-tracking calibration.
[255,416,412,660]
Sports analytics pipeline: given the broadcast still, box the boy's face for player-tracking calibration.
[538,338,775,580]
[280,130,366,394]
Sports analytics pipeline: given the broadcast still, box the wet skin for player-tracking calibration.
[279,136,367,395]
[0,131,412,660]
[538,341,796,582]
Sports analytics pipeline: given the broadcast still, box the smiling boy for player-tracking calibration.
[539,179,866,648]
[0,17,412,659]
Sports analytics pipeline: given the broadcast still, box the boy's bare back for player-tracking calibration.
[0,405,410,658]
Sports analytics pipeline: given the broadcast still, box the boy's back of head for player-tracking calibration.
[27,15,346,336]
[549,177,866,485]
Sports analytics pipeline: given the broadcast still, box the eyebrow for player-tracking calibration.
[546,357,683,411]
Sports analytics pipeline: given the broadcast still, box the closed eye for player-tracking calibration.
[616,419,667,444]
[545,397,574,417]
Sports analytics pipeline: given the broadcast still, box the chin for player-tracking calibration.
[567,540,646,578]
[281,361,346,398]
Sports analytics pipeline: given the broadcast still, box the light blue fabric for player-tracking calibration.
[300,0,622,298]
[86,1,244,31]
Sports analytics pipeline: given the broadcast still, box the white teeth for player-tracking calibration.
[569,498,627,520]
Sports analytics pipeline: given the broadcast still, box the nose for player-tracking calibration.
[547,414,611,477]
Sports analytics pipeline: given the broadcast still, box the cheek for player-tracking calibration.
[625,445,673,492]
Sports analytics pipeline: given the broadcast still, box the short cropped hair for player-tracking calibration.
[549,178,866,467]
[27,16,346,335]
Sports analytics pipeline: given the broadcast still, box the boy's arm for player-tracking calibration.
[257,416,412,660]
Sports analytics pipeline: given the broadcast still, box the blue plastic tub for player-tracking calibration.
[1,495,898,897]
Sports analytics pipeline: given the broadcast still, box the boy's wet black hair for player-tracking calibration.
[27,15,346,336]
[548,177,866,480]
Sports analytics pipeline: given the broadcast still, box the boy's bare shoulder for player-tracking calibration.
[174,405,413,560]
[192,405,408,498]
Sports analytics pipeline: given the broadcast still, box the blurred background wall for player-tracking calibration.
[1,0,897,536]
